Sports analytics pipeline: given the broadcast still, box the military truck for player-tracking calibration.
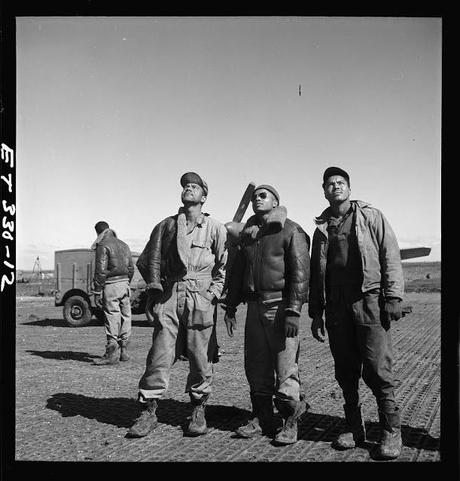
[54,248,147,327]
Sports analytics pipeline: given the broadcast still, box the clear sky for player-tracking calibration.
[16,16,441,270]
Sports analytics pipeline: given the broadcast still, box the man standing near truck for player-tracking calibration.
[127,172,228,439]
[91,221,135,366]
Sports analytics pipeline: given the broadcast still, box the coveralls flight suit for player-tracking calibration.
[138,212,228,403]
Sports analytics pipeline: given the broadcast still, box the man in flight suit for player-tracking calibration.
[127,172,228,438]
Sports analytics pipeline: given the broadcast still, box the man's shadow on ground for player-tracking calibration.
[45,392,439,455]
[46,393,250,433]
[22,318,150,328]
[27,348,206,363]
[27,350,101,362]
[298,411,440,457]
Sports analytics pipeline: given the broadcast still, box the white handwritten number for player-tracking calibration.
[1,272,14,291]
[2,200,15,216]
[1,143,15,292]
[2,217,14,232]
[1,173,12,192]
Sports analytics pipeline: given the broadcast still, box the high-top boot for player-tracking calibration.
[273,395,309,445]
[185,394,209,437]
[235,394,274,438]
[127,398,159,438]
[375,408,402,460]
[332,404,366,450]
[119,339,130,362]
[93,340,120,365]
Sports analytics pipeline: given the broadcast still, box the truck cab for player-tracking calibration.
[54,248,147,327]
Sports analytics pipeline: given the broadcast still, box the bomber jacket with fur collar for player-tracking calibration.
[225,206,311,316]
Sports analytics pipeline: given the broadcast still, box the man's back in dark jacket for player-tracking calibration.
[94,229,134,292]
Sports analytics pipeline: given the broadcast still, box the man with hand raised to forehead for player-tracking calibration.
[223,184,311,445]
[127,172,228,439]
[309,167,404,460]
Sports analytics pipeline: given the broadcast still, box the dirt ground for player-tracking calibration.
[12,291,442,464]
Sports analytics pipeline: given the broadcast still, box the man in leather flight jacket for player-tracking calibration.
[127,172,228,439]
[224,184,311,445]
[92,221,134,365]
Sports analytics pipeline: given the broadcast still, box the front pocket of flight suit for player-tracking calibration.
[190,290,214,328]
[190,240,213,267]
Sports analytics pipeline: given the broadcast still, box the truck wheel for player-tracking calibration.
[63,295,92,327]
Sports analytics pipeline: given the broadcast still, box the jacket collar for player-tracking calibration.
[313,200,371,236]
[241,206,287,241]
[91,228,116,250]
[177,207,208,227]
[314,200,371,224]
[246,205,287,228]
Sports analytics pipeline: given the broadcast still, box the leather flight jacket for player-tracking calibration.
[225,206,311,316]
[93,230,134,292]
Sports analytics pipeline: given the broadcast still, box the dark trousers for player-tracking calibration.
[325,285,396,412]
[244,300,301,402]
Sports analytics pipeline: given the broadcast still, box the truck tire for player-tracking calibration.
[63,295,92,327]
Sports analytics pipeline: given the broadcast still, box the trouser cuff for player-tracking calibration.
[377,399,396,413]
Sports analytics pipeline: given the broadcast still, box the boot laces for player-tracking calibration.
[246,418,260,429]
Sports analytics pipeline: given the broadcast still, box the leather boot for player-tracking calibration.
[375,408,402,460]
[235,394,274,438]
[127,398,159,438]
[93,341,119,365]
[273,396,309,445]
[185,395,209,437]
[332,404,366,450]
[119,340,130,362]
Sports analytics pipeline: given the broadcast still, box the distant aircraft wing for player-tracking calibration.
[400,247,431,260]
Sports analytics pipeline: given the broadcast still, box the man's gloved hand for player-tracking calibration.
[311,316,326,343]
[94,292,103,309]
[384,297,403,322]
[145,289,162,324]
[284,314,300,337]
[224,309,237,337]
